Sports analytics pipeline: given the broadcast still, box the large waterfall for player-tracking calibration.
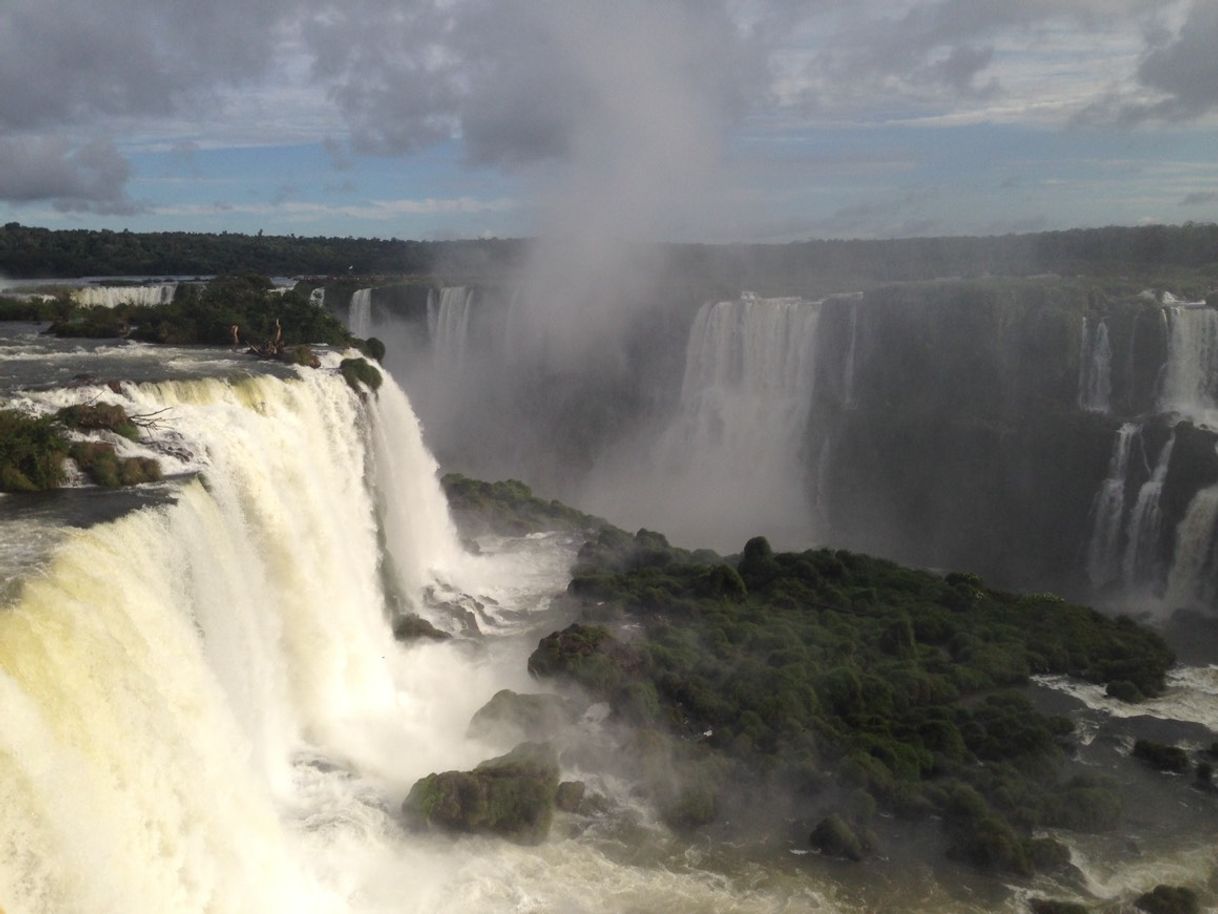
[71,284,177,309]
[1078,316,1112,414]
[427,286,474,368]
[0,364,464,913]
[599,294,823,551]
[348,288,373,339]
[1159,304,1218,427]
[1085,422,1138,587]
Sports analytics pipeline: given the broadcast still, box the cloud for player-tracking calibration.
[1180,190,1218,206]
[1130,0,1218,120]
[0,137,139,214]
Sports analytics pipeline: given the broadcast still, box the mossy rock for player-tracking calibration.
[555,780,586,813]
[340,357,382,392]
[56,403,139,440]
[1132,740,1190,774]
[528,623,638,693]
[467,689,578,742]
[357,336,386,362]
[1135,885,1200,914]
[281,345,321,368]
[809,814,869,862]
[1029,899,1089,914]
[402,742,560,844]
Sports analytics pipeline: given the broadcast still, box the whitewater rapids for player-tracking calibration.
[0,359,837,914]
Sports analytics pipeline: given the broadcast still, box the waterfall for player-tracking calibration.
[1121,431,1176,587]
[1164,483,1218,609]
[426,286,474,368]
[0,364,467,914]
[1078,316,1112,413]
[841,298,861,409]
[72,284,177,308]
[1158,305,1218,427]
[310,287,326,308]
[636,293,822,550]
[1085,422,1138,587]
[348,288,372,338]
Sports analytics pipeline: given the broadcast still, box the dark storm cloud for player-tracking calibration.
[1180,190,1218,206]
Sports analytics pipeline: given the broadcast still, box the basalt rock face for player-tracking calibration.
[807,281,1218,605]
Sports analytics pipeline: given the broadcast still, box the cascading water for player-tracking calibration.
[71,284,177,308]
[1086,422,1138,587]
[348,288,373,339]
[1159,304,1218,427]
[841,298,861,410]
[310,287,326,308]
[1078,316,1113,414]
[1164,483,1218,610]
[609,294,822,551]
[1121,431,1176,588]
[426,286,474,368]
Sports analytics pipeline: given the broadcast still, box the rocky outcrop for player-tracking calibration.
[401,742,560,844]
[467,689,579,743]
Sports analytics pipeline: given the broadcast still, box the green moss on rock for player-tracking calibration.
[340,357,382,392]
[401,742,560,844]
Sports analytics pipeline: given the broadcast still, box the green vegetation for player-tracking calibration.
[442,474,610,537]
[68,442,161,488]
[56,403,139,440]
[528,529,1176,875]
[0,410,68,491]
[339,357,382,392]
[402,742,560,844]
[0,221,520,278]
[0,404,164,493]
[45,274,352,348]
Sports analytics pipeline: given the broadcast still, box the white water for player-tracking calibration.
[1086,422,1138,587]
[1159,305,1218,428]
[1120,431,1175,588]
[427,286,474,369]
[72,284,177,308]
[311,287,326,308]
[1078,316,1112,414]
[349,289,373,339]
[0,360,836,914]
[598,294,822,551]
[1165,483,1218,609]
[841,298,861,410]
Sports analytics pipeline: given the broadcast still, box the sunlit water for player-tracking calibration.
[0,328,1215,913]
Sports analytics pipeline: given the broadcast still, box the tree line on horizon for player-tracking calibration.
[1,220,1215,287]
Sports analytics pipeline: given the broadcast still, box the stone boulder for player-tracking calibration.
[402,742,559,844]
[467,689,578,743]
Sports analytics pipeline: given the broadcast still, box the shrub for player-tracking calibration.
[0,410,67,491]
[340,357,382,392]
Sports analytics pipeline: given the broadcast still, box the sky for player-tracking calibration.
[1,0,1217,243]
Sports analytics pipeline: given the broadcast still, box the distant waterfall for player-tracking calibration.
[1165,484,1218,609]
[1086,422,1138,587]
[348,288,372,338]
[1078,316,1112,413]
[309,287,325,308]
[841,298,861,409]
[0,363,467,914]
[1121,431,1176,586]
[427,286,474,367]
[634,294,822,550]
[72,284,177,308]
[1159,305,1218,426]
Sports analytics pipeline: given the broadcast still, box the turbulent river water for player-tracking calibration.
[1,322,1215,913]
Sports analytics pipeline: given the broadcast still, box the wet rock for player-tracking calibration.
[809,814,869,862]
[392,614,451,643]
[1029,899,1089,914]
[1135,885,1199,914]
[467,689,578,742]
[402,742,560,845]
[555,780,585,812]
